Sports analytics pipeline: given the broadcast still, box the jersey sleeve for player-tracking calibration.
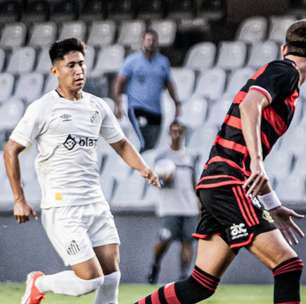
[99,101,125,144]
[249,61,299,104]
[10,102,44,147]
[118,55,134,78]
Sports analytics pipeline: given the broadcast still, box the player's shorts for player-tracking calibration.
[159,215,198,242]
[41,203,120,266]
[193,185,276,251]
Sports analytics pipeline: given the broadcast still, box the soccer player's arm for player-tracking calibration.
[100,101,160,188]
[3,104,41,223]
[113,57,132,119]
[240,63,304,244]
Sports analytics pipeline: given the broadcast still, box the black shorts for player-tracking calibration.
[193,185,276,250]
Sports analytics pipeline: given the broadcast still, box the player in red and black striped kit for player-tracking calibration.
[136,20,306,304]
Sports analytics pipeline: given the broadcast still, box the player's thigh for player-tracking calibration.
[248,229,297,269]
[41,207,103,279]
[94,244,120,274]
[88,207,121,274]
[195,234,236,278]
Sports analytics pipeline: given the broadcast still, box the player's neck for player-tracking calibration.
[56,86,83,101]
[171,142,181,151]
[285,55,306,85]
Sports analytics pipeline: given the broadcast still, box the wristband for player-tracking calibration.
[257,191,282,210]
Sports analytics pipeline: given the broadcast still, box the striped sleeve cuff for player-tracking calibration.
[249,85,272,104]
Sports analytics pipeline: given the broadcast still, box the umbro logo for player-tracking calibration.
[66,240,80,256]
[60,114,72,122]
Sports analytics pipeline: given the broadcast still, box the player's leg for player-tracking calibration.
[21,206,106,304]
[136,234,236,304]
[93,244,121,304]
[248,229,304,304]
[148,216,176,283]
[179,216,198,279]
[90,208,121,304]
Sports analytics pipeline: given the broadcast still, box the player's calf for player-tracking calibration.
[273,257,304,304]
[136,266,219,304]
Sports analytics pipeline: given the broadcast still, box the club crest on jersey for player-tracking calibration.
[90,110,99,123]
[230,223,248,240]
[63,134,98,150]
[66,240,80,256]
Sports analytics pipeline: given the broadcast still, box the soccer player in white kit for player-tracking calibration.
[3,38,160,304]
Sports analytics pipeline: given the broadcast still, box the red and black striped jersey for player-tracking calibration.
[197,59,300,190]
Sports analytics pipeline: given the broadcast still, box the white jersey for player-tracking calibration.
[10,90,125,209]
[155,148,199,217]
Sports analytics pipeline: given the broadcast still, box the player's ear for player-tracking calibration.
[51,65,58,77]
[281,44,288,59]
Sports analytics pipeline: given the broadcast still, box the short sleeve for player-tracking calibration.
[249,61,299,104]
[10,103,43,147]
[99,101,125,144]
[118,56,134,78]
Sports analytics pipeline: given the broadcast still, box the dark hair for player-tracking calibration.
[143,29,159,39]
[286,19,306,57]
[49,38,86,63]
[169,120,186,132]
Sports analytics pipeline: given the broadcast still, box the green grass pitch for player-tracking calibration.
[0,283,305,303]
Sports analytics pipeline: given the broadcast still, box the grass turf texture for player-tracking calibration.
[0,283,305,303]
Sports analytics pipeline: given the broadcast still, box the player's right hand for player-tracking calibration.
[243,159,268,197]
[14,200,38,224]
[140,167,161,188]
[269,205,304,245]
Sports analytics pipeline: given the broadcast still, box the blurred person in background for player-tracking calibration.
[136,20,306,304]
[114,29,181,152]
[147,120,199,284]
[3,38,159,304]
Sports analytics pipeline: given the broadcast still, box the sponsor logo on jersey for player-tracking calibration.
[66,240,80,256]
[230,223,248,240]
[63,134,98,150]
[60,113,72,122]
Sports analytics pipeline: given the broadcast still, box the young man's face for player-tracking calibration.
[52,51,86,92]
[170,124,185,143]
[142,33,159,53]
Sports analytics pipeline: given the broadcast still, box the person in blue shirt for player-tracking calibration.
[114,29,181,152]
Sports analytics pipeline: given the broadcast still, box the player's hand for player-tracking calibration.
[114,105,124,120]
[140,167,161,188]
[14,200,38,224]
[243,159,268,197]
[270,206,304,245]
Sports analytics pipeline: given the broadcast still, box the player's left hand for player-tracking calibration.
[140,167,161,188]
[243,159,268,197]
[269,205,305,245]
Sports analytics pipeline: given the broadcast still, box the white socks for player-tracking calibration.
[35,270,104,297]
[94,271,121,304]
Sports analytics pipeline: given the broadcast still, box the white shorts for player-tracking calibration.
[41,203,120,266]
